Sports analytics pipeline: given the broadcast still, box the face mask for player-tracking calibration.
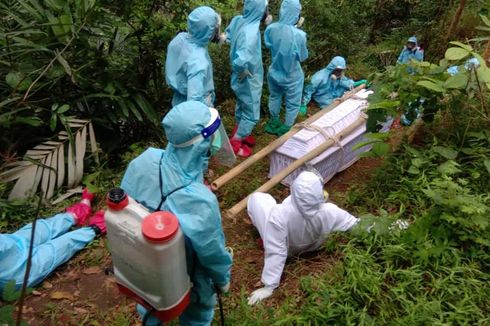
[295,16,305,28]
[406,42,416,51]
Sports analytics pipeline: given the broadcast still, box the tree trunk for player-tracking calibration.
[445,0,467,41]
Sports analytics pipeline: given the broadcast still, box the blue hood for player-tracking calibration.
[326,56,347,73]
[407,36,418,46]
[279,0,301,25]
[162,101,211,186]
[243,0,267,23]
[188,6,218,46]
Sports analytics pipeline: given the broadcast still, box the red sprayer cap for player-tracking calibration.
[106,188,129,211]
[142,211,179,243]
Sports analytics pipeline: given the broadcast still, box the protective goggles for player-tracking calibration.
[173,108,236,167]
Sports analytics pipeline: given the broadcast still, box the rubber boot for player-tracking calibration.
[265,118,281,135]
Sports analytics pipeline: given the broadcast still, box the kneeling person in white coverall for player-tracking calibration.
[247,170,359,305]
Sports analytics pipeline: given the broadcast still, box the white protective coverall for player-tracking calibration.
[247,171,359,301]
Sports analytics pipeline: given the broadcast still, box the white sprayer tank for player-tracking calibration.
[105,188,191,322]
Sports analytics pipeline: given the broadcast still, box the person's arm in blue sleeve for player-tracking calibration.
[415,49,424,62]
[225,17,238,44]
[397,48,406,64]
[186,57,207,104]
[339,76,354,90]
[296,31,308,63]
[189,200,232,286]
[302,72,322,105]
[233,33,256,78]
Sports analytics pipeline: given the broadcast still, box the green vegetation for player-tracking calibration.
[1,0,490,324]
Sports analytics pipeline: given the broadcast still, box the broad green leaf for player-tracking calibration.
[438,160,461,175]
[417,80,444,93]
[15,117,43,126]
[57,104,70,114]
[433,146,458,160]
[477,67,490,83]
[51,114,58,131]
[484,159,490,175]
[56,51,75,82]
[444,74,468,89]
[448,41,473,52]
[445,47,469,61]
[6,72,31,91]
[370,142,390,157]
[408,165,420,175]
[480,14,490,28]
[2,280,20,301]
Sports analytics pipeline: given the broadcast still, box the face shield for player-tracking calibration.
[173,108,236,167]
[210,14,226,44]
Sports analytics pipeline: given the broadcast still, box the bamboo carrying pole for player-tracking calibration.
[211,85,366,191]
[226,115,367,218]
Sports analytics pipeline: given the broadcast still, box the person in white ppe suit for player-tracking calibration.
[246,170,359,305]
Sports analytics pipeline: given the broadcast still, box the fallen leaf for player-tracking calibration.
[50,291,74,301]
[32,290,42,296]
[83,266,102,275]
[73,290,80,297]
[74,307,89,314]
[42,281,53,289]
[254,280,262,288]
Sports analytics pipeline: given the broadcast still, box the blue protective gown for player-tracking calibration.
[397,36,424,65]
[0,213,95,292]
[302,56,354,108]
[265,0,308,127]
[121,101,232,326]
[165,7,218,107]
[225,0,266,138]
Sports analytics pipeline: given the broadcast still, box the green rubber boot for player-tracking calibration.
[276,124,291,136]
[265,118,281,135]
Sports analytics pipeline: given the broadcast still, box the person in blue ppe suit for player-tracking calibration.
[397,36,424,65]
[263,0,308,137]
[121,101,233,326]
[226,0,271,158]
[301,56,355,111]
[0,190,106,292]
[165,6,224,108]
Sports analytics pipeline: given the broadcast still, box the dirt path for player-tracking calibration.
[16,156,381,325]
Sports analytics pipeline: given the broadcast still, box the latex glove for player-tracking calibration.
[248,286,274,305]
[353,79,367,87]
[299,104,307,116]
[264,14,273,25]
[330,74,338,81]
[88,210,106,235]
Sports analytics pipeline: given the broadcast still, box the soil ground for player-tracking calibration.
[17,156,382,326]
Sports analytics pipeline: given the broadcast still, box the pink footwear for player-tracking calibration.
[231,138,252,158]
[66,189,94,226]
[88,210,106,235]
[243,134,256,147]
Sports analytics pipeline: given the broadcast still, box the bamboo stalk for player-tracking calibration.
[226,115,367,218]
[212,85,366,190]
